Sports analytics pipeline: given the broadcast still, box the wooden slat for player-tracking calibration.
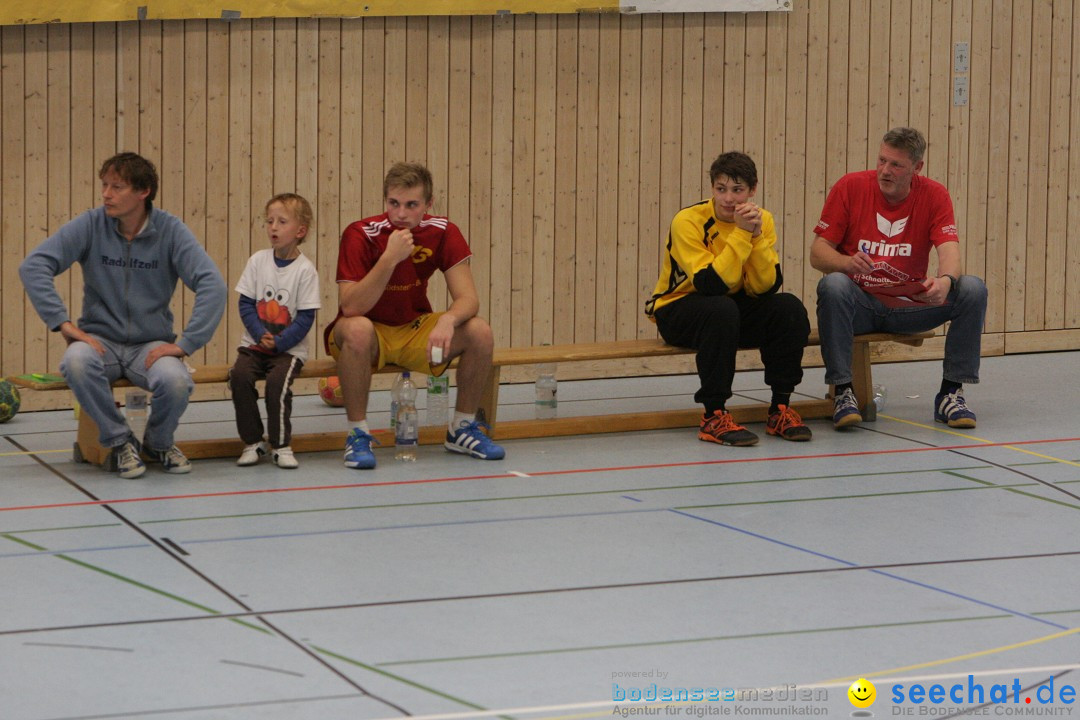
[2,27,26,378]
[46,24,73,373]
[594,12,621,342]
[846,2,869,173]
[1024,0,1051,331]
[636,14,663,340]
[552,14,577,345]
[489,14,514,343]
[743,12,766,164]
[510,14,536,347]
[1005,0,1031,333]
[802,0,828,307]
[1068,0,1080,328]
[184,20,208,365]
[24,25,49,376]
[616,13,641,342]
[272,18,297,194]
[532,14,556,345]
[984,0,1011,334]
[574,12,599,343]
[782,3,808,306]
[469,16,494,327]
[1044,0,1071,329]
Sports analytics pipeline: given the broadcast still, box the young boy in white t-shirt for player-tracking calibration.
[229,193,321,469]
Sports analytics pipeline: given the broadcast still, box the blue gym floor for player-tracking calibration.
[1,352,1078,719]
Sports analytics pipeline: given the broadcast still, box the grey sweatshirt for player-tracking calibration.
[19,206,227,356]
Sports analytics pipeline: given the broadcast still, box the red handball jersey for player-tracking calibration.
[814,170,959,304]
[329,212,471,334]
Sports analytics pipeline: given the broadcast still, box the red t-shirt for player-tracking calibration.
[325,213,471,347]
[814,170,958,303]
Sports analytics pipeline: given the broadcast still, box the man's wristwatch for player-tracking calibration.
[939,273,959,288]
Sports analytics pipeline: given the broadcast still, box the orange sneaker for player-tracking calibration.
[766,404,813,441]
[699,411,759,446]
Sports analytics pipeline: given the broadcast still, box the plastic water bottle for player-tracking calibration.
[427,374,450,426]
[389,372,406,432]
[395,371,418,462]
[872,384,887,412]
[124,390,149,442]
[535,364,557,419]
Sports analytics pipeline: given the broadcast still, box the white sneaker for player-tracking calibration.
[237,442,267,466]
[272,446,299,469]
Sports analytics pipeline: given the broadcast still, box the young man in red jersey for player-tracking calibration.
[326,162,504,469]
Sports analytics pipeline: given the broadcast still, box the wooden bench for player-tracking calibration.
[8,330,932,464]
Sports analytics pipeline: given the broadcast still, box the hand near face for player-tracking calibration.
[733,202,762,237]
[385,228,416,265]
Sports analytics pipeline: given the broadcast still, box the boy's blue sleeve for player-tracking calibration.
[239,295,267,342]
[273,308,315,354]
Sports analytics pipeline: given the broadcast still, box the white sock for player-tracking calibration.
[450,412,473,432]
[350,419,371,435]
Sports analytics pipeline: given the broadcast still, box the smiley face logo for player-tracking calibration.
[847,678,876,708]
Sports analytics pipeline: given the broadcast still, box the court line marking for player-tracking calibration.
[2,435,1078,513]
[882,414,1080,468]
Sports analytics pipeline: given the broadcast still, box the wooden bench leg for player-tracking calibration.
[850,339,876,421]
[75,409,113,466]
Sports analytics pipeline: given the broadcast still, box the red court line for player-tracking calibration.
[4,436,1078,514]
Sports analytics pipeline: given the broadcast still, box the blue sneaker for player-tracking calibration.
[934,390,976,428]
[344,428,378,469]
[445,420,505,460]
[832,387,863,429]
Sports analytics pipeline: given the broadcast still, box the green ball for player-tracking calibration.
[0,379,21,423]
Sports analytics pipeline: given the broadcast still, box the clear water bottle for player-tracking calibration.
[427,373,450,426]
[535,363,557,419]
[124,389,149,442]
[394,371,418,462]
[389,371,406,432]
[872,384,887,412]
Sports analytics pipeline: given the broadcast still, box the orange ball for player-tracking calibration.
[317,376,344,407]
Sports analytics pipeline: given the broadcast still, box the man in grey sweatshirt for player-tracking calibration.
[19,153,227,478]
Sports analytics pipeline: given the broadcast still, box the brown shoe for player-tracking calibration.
[699,411,759,446]
[766,404,813,441]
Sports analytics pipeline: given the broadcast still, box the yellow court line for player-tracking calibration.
[0,449,70,457]
[819,626,1080,685]
[881,414,1080,469]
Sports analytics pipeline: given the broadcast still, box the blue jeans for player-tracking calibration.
[816,273,988,386]
[60,337,194,450]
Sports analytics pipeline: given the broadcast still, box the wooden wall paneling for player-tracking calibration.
[721,14,745,152]
[46,24,72,372]
[296,19,319,201]
[782,2,808,305]
[93,23,118,166]
[183,21,209,364]
[824,0,848,230]
[444,17,471,322]
[636,14,663,339]
[984,0,1011,333]
[339,19,364,229]
[845,1,869,173]
[204,20,229,366]
[1044,0,1071,329]
[2,27,26,375]
[510,15,535,346]
[70,24,97,328]
[679,14,704,207]
[273,19,298,194]
[117,22,140,151]
[314,19,340,360]
[469,17,494,326]
[594,12,621,341]
[701,14,724,172]
[226,20,252,361]
[802,0,828,308]
[763,11,787,257]
[908,0,932,155]
[573,12,599,344]
[742,13,766,170]
[426,16,450,237]
[24,25,49,375]
[489,14,514,343]
[1024,0,1051,330]
[939,0,965,289]
[965,0,990,287]
[866,1,890,168]
[887,1,911,129]
[362,18,386,213]
[553,14,578,345]
[532,14,556,345]
[250,19,275,261]
[384,17,408,167]
[405,17,428,164]
[138,21,163,165]
[615,14,641,341]
[1068,0,1080,328]
[1005,0,1031,332]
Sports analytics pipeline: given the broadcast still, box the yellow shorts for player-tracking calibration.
[328,312,451,376]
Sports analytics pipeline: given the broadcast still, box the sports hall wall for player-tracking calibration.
[2,1,1079,409]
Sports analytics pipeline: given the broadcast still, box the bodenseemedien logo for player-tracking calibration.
[848,678,877,709]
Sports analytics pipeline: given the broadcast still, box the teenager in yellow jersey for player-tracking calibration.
[645,152,812,445]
